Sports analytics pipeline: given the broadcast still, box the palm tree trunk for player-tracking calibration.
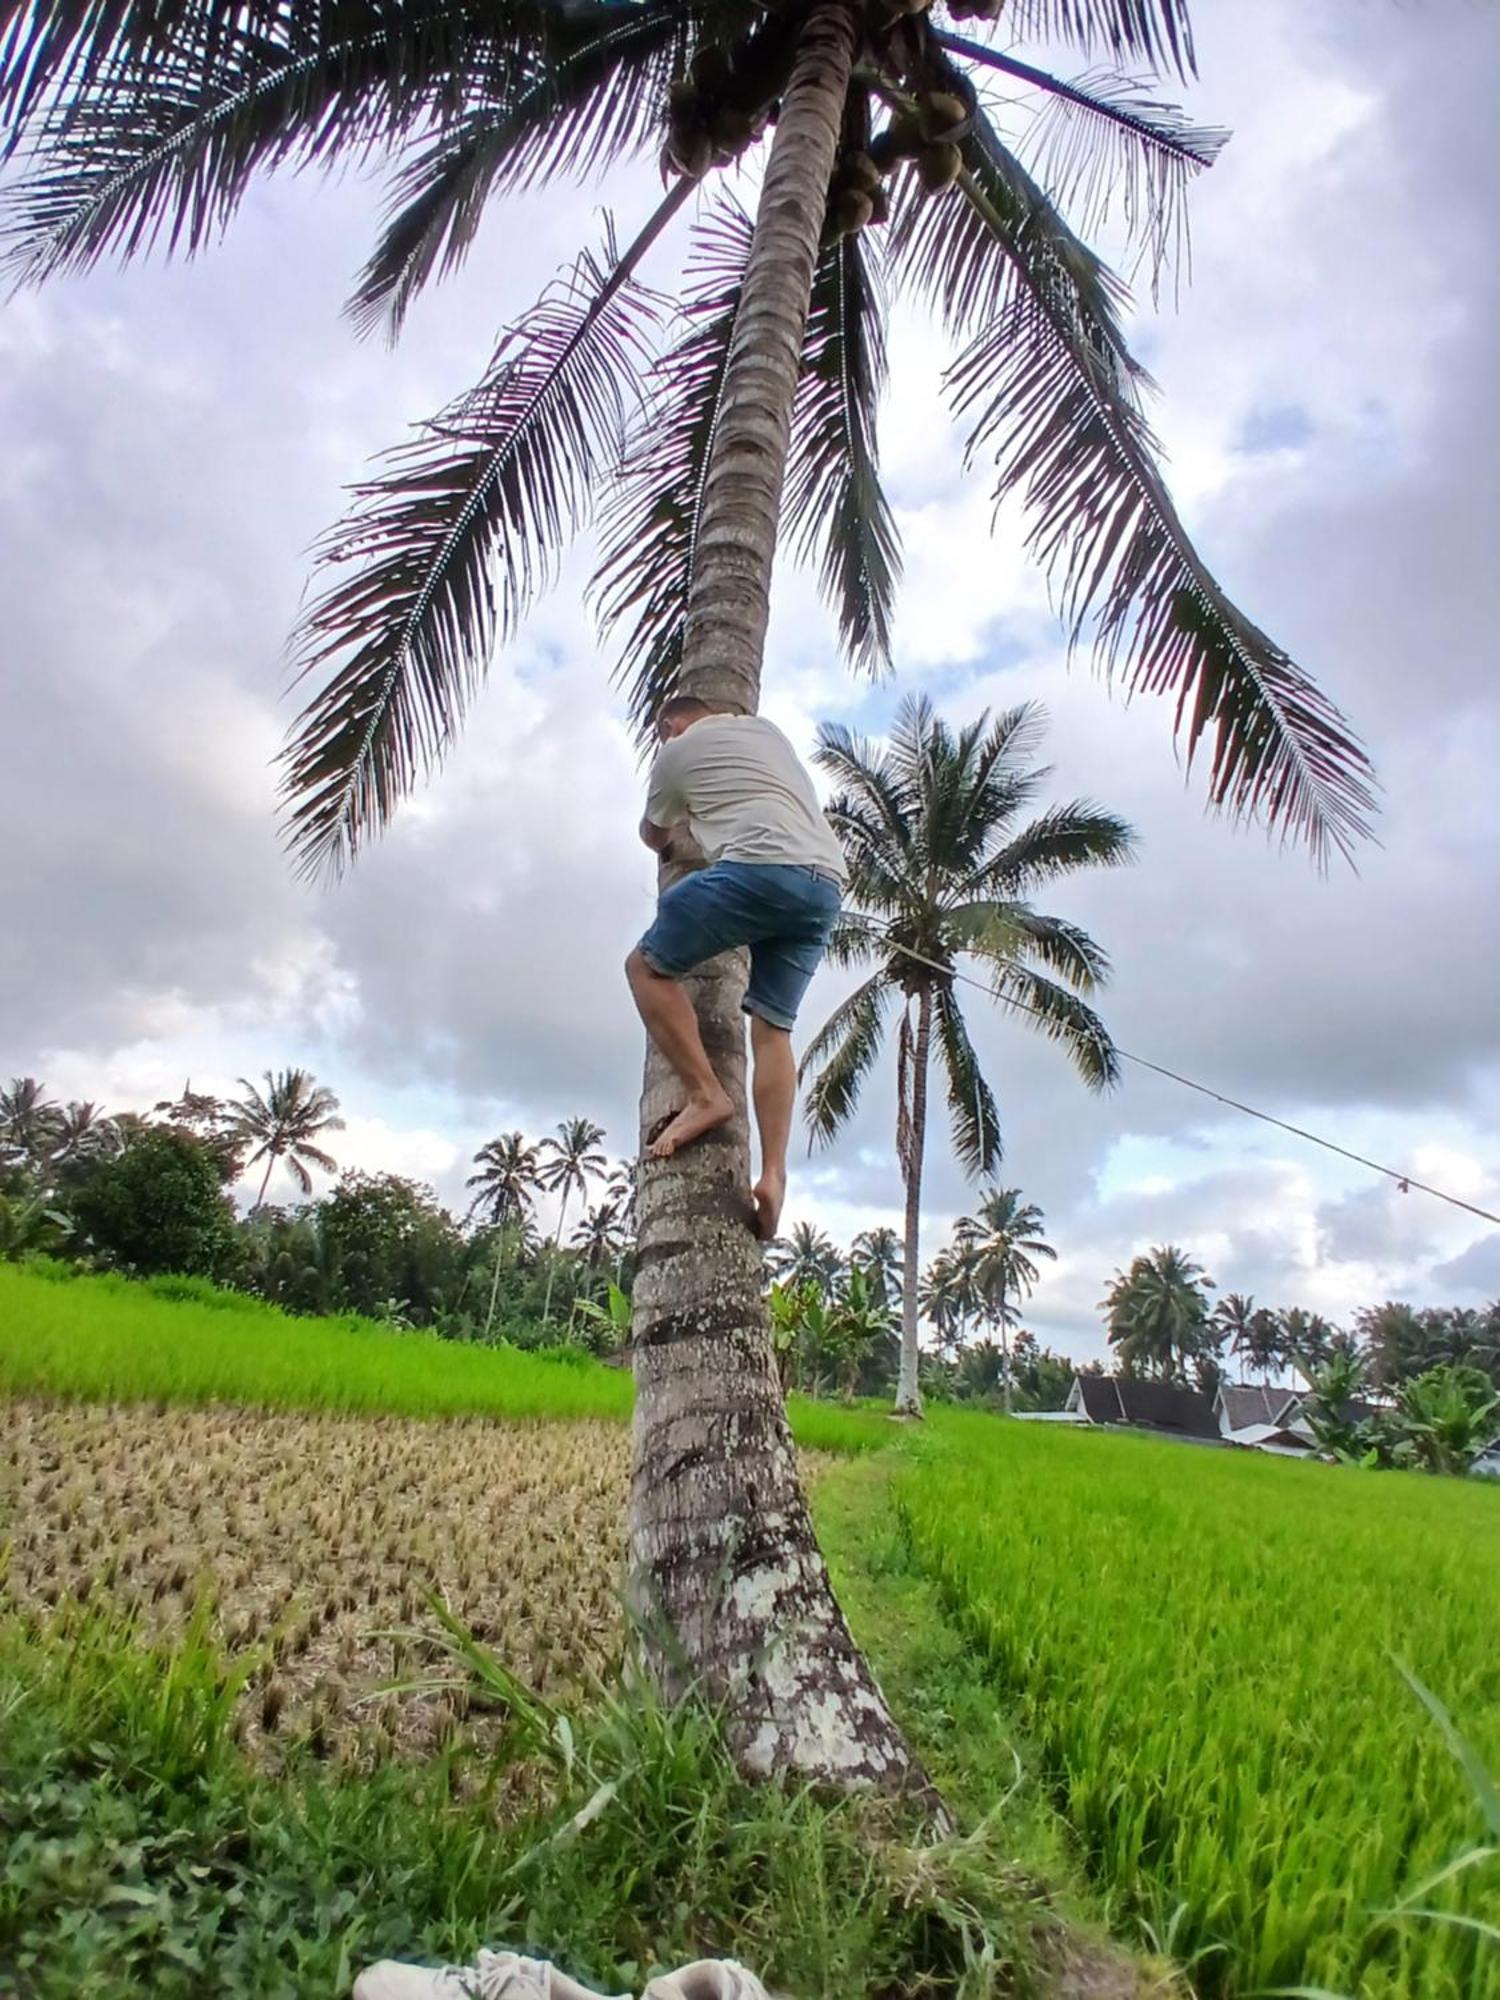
[999,1276,1012,1414]
[895,990,934,1419]
[253,1150,276,1214]
[483,1234,506,1342]
[542,1186,571,1325]
[630,0,930,1801]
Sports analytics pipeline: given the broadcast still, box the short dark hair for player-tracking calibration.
[658,694,714,726]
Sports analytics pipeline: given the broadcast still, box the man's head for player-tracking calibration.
[657,694,715,742]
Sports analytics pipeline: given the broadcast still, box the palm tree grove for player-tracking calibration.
[3,0,1499,1995]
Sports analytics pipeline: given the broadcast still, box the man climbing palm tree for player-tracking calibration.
[627,693,845,1241]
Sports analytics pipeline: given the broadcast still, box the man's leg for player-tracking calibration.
[626,948,734,1158]
[748,1013,795,1242]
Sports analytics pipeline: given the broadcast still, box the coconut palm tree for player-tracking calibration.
[768,1220,845,1293]
[1103,1243,1215,1383]
[0,1077,63,1171]
[3,0,1373,1791]
[1211,1290,1258,1380]
[230,1068,345,1212]
[804,696,1131,1414]
[572,1196,631,1270]
[1279,1306,1334,1383]
[537,1116,608,1321]
[919,1241,980,1358]
[954,1187,1055,1408]
[850,1224,903,1308]
[465,1129,544,1334]
[464,1131,543,1229]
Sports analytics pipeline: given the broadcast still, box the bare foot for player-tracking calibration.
[751,1170,786,1242]
[648,1087,734,1159]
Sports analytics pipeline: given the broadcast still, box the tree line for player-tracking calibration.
[1103,1242,1500,1474]
[0,1074,638,1349]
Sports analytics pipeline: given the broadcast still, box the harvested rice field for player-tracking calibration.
[2,1399,631,1763]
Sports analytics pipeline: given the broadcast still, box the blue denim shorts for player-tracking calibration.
[637,860,842,1031]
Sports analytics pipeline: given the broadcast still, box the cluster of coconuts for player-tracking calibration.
[944,0,1005,20]
[824,85,970,239]
[662,42,777,179]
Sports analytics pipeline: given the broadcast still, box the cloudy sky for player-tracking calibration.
[4,0,1498,1362]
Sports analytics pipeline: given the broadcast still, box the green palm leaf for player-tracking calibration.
[902,111,1374,864]
[1,0,508,279]
[348,1,701,340]
[783,227,901,676]
[281,209,677,878]
[593,196,751,736]
[932,981,1001,1178]
[801,974,891,1148]
[966,799,1137,896]
[1000,0,1197,81]
[992,959,1119,1088]
[935,34,1226,293]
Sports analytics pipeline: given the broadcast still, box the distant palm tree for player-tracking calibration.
[572,1198,631,1271]
[768,1221,845,1295]
[605,1158,639,1233]
[231,1068,345,1212]
[1103,1245,1215,1383]
[850,1225,903,1309]
[955,1188,1056,1409]
[465,1128,544,1339]
[538,1117,608,1322]
[52,1101,114,1166]
[1279,1307,1334,1384]
[1211,1291,1259,1380]
[464,1132,543,1230]
[919,1243,980,1359]
[804,696,1132,1416]
[0,1077,63,1171]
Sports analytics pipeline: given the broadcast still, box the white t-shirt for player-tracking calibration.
[645,715,847,884]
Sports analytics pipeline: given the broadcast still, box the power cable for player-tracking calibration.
[877,936,1500,1230]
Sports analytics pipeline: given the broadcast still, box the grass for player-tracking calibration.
[0,1561,1068,1998]
[0,1261,890,1453]
[895,1411,1500,1999]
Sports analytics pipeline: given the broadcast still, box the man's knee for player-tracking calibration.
[749,1012,793,1052]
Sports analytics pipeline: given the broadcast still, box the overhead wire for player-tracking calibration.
[877,935,1500,1230]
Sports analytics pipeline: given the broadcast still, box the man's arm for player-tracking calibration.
[641,741,685,857]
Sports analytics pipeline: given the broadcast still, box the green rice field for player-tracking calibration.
[896,1410,1500,1997]
[0,1262,889,1454]
[5,1262,1498,1995]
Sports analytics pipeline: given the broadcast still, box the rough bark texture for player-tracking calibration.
[629,0,930,1800]
[677,0,857,713]
[895,990,933,1418]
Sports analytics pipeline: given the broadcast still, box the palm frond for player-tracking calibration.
[822,912,884,971]
[801,974,891,1148]
[782,227,900,675]
[593,196,751,739]
[992,960,1119,1088]
[965,799,1137,896]
[1,0,510,280]
[932,982,1001,1179]
[985,904,1112,990]
[280,209,677,879]
[815,717,919,866]
[902,112,1374,864]
[823,796,918,916]
[995,0,1197,81]
[348,0,699,339]
[1,0,292,144]
[936,35,1225,294]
